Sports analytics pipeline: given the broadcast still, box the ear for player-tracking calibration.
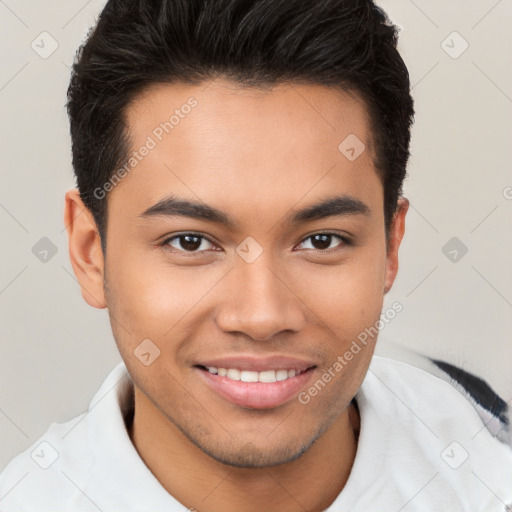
[384,197,409,295]
[64,188,107,309]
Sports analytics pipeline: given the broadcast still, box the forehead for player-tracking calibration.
[125,78,374,152]
[114,78,381,220]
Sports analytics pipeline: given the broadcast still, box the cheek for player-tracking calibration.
[292,250,386,339]
[107,245,189,320]
[105,248,228,354]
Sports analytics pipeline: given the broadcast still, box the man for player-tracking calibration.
[0,0,510,510]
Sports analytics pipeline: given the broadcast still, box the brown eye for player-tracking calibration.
[311,234,332,250]
[164,234,214,252]
[297,233,349,251]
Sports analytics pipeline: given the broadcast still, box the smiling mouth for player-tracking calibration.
[196,365,313,383]
[194,364,317,409]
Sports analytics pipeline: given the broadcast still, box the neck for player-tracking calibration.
[129,388,360,512]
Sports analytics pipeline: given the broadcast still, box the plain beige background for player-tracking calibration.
[0,0,511,472]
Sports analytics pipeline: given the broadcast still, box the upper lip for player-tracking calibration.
[195,355,317,373]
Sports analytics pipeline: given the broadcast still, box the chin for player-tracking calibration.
[184,427,324,469]
[203,441,312,468]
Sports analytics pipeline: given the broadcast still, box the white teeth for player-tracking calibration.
[240,370,259,383]
[276,370,288,381]
[258,370,277,383]
[205,366,303,383]
[226,368,241,381]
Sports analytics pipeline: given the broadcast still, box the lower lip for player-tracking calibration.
[197,367,315,409]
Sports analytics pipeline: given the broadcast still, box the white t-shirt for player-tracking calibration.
[1,355,511,511]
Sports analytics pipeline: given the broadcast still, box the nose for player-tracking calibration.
[215,256,306,341]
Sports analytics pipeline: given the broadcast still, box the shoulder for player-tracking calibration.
[427,357,511,445]
[0,414,93,511]
[369,350,511,447]
[368,352,511,444]
[0,362,131,511]
[350,353,512,510]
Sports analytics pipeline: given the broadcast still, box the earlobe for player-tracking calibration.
[383,197,409,295]
[64,189,107,309]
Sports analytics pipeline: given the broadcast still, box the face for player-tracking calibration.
[67,78,407,468]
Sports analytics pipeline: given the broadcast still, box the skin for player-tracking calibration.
[64,78,408,512]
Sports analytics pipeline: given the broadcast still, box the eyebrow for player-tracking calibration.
[139,194,371,228]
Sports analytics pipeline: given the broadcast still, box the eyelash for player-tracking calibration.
[159,231,352,255]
